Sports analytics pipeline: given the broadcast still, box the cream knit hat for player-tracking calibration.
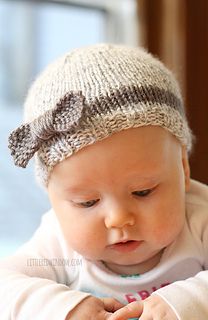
[8,43,193,186]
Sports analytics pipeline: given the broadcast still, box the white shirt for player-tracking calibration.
[0,180,208,319]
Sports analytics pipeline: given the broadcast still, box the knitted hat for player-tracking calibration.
[8,43,193,187]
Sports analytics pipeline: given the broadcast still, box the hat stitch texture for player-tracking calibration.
[8,43,193,187]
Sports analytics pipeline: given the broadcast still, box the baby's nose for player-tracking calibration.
[104,205,135,229]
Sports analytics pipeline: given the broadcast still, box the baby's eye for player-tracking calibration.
[77,199,99,208]
[132,189,152,197]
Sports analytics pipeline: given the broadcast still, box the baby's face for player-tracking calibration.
[48,126,190,275]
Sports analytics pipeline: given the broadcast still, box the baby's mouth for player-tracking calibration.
[108,240,142,253]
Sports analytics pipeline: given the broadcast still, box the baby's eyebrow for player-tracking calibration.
[62,178,159,195]
[124,173,160,184]
[62,185,97,195]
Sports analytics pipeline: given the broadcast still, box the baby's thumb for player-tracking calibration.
[108,301,143,319]
[101,297,125,312]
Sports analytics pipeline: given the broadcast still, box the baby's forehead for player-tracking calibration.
[92,126,180,148]
[46,126,189,198]
[50,126,181,178]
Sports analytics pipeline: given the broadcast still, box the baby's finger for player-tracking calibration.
[101,297,125,312]
[109,301,143,319]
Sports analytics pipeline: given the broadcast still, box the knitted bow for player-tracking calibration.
[8,92,86,168]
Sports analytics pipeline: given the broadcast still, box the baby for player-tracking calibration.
[2,43,208,320]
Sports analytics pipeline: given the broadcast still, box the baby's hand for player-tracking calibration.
[109,295,178,320]
[66,296,124,320]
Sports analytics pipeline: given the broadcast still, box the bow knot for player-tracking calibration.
[8,92,86,168]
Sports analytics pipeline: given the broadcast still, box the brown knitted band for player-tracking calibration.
[8,83,188,169]
[90,84,184,116]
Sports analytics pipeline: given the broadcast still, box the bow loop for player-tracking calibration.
[52,92,85,131]
[8,123,41,168]
[8,92,86,168]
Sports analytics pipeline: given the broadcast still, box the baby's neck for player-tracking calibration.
[103,250,163,275]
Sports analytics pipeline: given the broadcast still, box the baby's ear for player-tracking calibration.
[182,146,191,192]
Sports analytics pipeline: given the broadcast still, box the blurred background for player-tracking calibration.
[0,0,207,257]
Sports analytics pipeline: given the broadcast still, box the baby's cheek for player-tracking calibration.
[63,222,104,256]
[153,215,184,247]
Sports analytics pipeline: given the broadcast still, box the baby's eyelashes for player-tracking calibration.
[71,188,154,208]
[73,199,100,208]
[132,189,152,197]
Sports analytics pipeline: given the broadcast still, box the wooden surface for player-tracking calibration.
[137,0,208,184]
